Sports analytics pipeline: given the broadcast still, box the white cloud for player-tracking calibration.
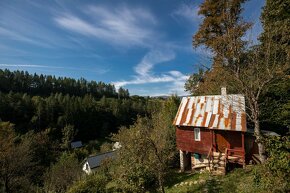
[0,64,63,69]
[0,64,108,75]
[134,49,175,76]
[171,4,202,23]
[0,27,51,48]
[168,70,184,77]
[55,5,157,47]
[168,77,189,96]
[113,49,190,96]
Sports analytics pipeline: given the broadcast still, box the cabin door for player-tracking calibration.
[216,132,228,152]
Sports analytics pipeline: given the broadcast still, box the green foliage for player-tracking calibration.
[0,122,35,193]
[110,97,179,193]
[0,69,128,98]
[166,165,289,193]
[193,0,250,70]
[264,135,290,179]
[260,72,290,132]
[110,118,158,192]
[257,0,290,133]
[187,0,251,96]
[260,0,290,51]
[44,153,82,193]
[184,68,204,95]
[0,91,148,142]
[99,142,113,153]
[27,129,60,186]
[71,148,89,162]
[67,173,109,193]
[61,125,76,150]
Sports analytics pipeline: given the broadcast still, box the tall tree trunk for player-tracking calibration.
[158,173,165,193]
[4,177,10,193]
[254,119,266,163]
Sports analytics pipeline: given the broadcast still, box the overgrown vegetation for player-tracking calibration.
[108,96,179,193]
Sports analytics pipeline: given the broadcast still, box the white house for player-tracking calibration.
[82,151,115,174]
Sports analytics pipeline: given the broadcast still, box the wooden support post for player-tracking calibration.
[242,132,245,168]
[211,130,213,150]
[179,150,185,172]
[213,130,216,152]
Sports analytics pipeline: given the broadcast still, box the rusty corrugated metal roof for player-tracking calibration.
[173,95,247,132]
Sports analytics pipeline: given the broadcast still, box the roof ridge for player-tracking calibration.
[88,150,115,158]
[183,94,244,98]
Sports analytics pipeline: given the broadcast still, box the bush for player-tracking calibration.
[67,173,108,193]
[44,153,82,193]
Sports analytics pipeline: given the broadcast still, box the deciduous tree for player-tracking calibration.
[0,122,34,193]
[110,97,178,193]
[187,0,289,163]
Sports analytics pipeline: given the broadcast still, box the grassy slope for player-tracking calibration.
[165,166,286,193]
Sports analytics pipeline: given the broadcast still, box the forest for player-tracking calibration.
[0,68,172,192]
[0,69,129,99]
[0,0,289,192]
[0,69,146,140]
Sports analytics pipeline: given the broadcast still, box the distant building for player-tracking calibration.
[71,141,83,149]
[113,142,121,150]
[82,151,115,174]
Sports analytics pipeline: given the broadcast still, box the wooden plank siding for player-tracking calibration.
[176,127,211,155]
[176,126,246,157]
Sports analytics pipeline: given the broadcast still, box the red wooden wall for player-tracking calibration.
[215,130,243,150]
[176,127,212,155]
[176,127,248,155]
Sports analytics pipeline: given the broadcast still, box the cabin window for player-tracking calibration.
[194,128,200,141]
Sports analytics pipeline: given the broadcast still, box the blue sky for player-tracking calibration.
[0,0,264,96]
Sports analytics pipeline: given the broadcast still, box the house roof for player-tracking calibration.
[71,141,82,148]
[247,129,280,136]
[87,151,115,169]
[173,95,247,132]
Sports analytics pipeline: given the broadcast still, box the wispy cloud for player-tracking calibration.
[0,27,51,48]
[0,5,79,49]
[55,5,158,47]
[113,49,189,96]
[0,64,63,69]
[171,4,202,23]
[0,64,108,75]
[134,49,175,76]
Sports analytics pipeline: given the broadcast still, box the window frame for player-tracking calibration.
[194,128,201,141]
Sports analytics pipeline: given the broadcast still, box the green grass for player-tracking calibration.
[165,165,288,193]
[165,170,213,193]
[165,170,201,187]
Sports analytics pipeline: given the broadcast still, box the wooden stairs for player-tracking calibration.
[210,152,226,175]
[208,149,246,175]
[252,154,262,164]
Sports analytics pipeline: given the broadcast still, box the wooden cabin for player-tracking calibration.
[173,88,252,174]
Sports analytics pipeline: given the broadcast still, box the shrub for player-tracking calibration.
[67,173,108,193]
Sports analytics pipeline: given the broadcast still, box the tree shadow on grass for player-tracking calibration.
[195,177,223,193]
[165,170,200,188]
